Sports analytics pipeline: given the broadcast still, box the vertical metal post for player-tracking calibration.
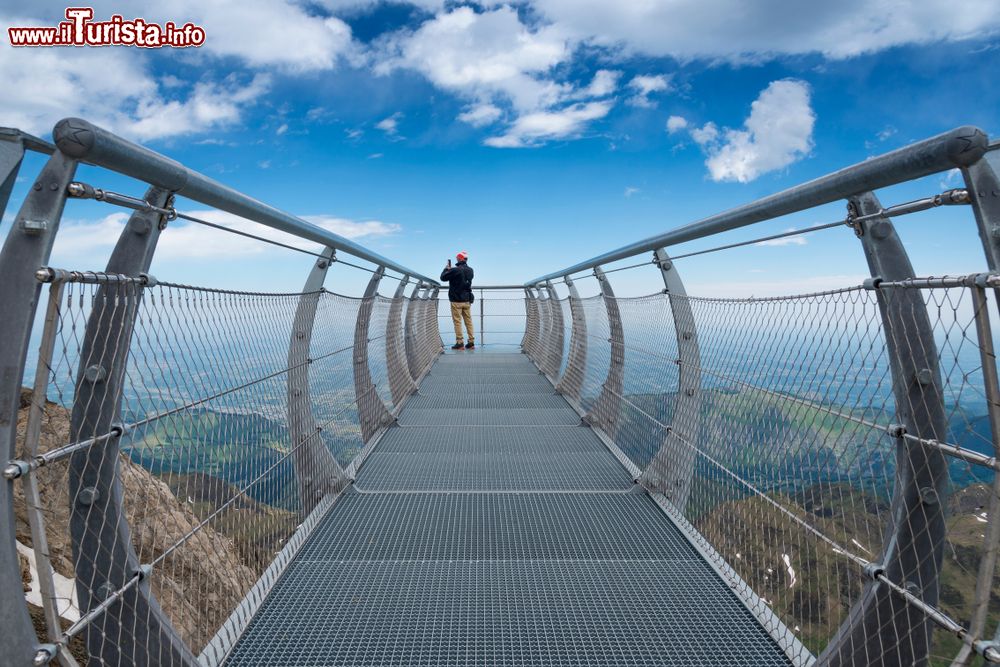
[404,284,425,380]
[952,286,1000,666]
[522,288,540,359]
[545,281,566,381]
[555,275,587,402]
[532,287,550,372]
[288,249,348,516]
[0,150,77,666]
[961,155,1000,282]
[67,186,197,666]
[479,288,485,346]
[820,191,949,667]
[0,135,26,223]
[386,276,417,407]
[353,268,395,442]
[422,287,442,367]
[641,249,703,512]
[584,267,625,437]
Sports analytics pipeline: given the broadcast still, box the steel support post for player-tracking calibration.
[352,268,395,442]
[820,191,950,667]
[534,288,553,375]
[404,284,425,379]
[0,150,77,666]
[387,276,417,407]
[555,276,587,402]
[962,154,1000,292]
[415,288,432,373]
[288,249,348,516]
[641,249,703,512]
[521,288,540,360]
[427,287,442,362]
[0,135,26,223]
[544,281,566,381]
[584,267,625,437]
[66,186,197,665]
[479,289,485,346]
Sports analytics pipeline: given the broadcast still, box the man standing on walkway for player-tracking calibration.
[441,251,475,350]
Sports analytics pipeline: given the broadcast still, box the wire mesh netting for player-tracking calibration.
[530,281,1000,665]
[13,274,439,665]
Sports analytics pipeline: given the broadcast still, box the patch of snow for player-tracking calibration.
[17,540,80,622]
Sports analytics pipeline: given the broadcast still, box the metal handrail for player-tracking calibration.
[527,125,988,285]
[51,118,440,285]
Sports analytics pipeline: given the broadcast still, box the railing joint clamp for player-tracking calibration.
[974,640,1000,662]
[864,562,886,581]
[3,459,31,480]
[886,423,906,438]
[32,644,57,666]
[863,277,882,290]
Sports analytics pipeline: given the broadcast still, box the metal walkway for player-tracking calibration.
[225,351,792,666]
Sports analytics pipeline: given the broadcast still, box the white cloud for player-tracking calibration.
[666,115,688,134]
[376,6,570,112]
[484,101,612,148]
[690,79,815,183]
[125,75,272,141]
[48,209,401,265]
[0,16,269,141]
[276,123,289,135]
[755,229,808,246]
[376,6,613,146]
[624,186,640,198]
[579,70,621,98]
[627,74,670,107]
[376,112,403,135]
[527,0,1000,61]
[458,103,503,127]
[690,121,718,145]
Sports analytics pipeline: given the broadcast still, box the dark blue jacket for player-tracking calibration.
[441,261,474,303]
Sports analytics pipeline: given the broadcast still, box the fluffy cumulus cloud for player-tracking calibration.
[375,6,615,146]
[627,74,670,107]
[0,0,355,140]
[689,79,815,183]
[0,23,270,140]
[666,115,688,134]
[484,101,612,148]
[527,0,1000,60]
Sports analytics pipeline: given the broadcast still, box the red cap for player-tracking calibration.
[456,251,468,261]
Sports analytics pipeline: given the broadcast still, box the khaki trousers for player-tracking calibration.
[450,301,474,343]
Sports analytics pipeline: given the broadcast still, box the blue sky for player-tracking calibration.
[1,0,999,298]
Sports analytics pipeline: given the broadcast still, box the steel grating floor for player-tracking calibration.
[225,351,794,666]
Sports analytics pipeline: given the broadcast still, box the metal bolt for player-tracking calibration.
[685,388,696,397]
[915,368,934,386]
[20,219,47,235]
[66,182,86,197]
[33,182,42,191]
[919,486,939,506]
[84,365,107,383]
[870,220,891,240]
[129,217,152,235]
[49,183,59,191]
[660,260,673,271]
[317,260,328,270]
[78,486,100,506]
[3,462,25,480]
[292,388,302,397]
[682,331,693,340]
[32,646,56,666]
[295,331,306,340]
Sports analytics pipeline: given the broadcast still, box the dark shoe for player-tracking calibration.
[465,341,475,349]
[451,343,465,350]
